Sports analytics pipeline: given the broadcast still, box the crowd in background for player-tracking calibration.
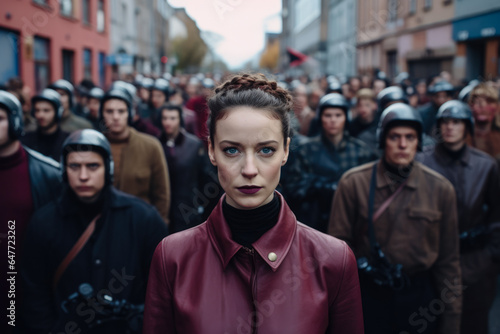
[1,68,500,333]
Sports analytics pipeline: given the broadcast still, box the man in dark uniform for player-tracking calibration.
[86,87,105,130]
[21,129,168,333]
[148,78,171,127]
[48,79,93,132]
[158,104,210,233]
[418,100,500,334]
[329,103,462,334]
[284,93,377,232]
[357,86,409,153]
[21,89,69,161]
[418,81,454,136]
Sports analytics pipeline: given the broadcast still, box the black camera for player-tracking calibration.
[357,246,409,291]
[61,283,144,333]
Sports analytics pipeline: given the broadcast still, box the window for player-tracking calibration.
[97,0,105,32]
[34,36,50,93]
[424,0,432,10]
[60,0,73,17]
[62,50,74,83]
[82,0,90,24]
[388,0,398,22]
[83,48,92,80]
[99,52,106,88]
[409,0,417,14]
[387,50,398,80]
[294,0,321,32]
[0,29,19,85]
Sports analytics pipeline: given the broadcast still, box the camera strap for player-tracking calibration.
[368,163,408,250]
[53,214,101,291]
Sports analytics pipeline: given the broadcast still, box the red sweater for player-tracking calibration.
[0,145,33,334]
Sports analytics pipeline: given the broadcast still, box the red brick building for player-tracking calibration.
[0,0,111,93]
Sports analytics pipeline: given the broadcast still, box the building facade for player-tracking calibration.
[108,0,172,78]
[0,0,111,91]
[453,0,500,80]
[327,0,357,76]
[279,0,328,76]
[357,0,455,82]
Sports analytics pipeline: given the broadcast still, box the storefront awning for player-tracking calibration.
[453,10,500,41]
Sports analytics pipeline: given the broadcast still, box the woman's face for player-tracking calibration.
[208,107,290,210]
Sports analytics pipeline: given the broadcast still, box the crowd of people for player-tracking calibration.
[0,69,499,333]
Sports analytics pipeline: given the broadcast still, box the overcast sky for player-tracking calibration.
[168,0,282,69]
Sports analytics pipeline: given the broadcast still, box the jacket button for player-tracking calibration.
[268,252,277,262]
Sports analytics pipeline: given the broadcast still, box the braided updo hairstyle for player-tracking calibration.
[207,73,293,148]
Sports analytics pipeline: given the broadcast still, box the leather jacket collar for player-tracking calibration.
[206,191,297,272]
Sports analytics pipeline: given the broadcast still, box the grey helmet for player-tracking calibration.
[318,93,349,116]
[152,78,171,99]
[111,80,138,104]
[377,86,409,111]
[202,78,215,89]
[326,81,342,94]
[61,129,114,185]
[377,103,423,150]
[140,78,155,90]
[436,100,474,136]
[458,81,480,103]
[99,88,133,124]
[428,81,454,95]
[48,79,75,109]
[0,91,24,139]
[31,89,64,121]
[88,87,105,100]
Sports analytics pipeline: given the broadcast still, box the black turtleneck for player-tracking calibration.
[223,194,281,248]
[441,143,466,161]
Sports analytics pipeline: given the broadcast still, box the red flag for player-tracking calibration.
[287,47,308,67]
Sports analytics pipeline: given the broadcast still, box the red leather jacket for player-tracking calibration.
[143,192,363,333]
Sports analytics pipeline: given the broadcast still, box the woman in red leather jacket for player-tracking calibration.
[143,73,364,334]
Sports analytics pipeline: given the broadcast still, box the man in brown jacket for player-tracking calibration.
[100,87,170,223]
[329,103,462,334]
